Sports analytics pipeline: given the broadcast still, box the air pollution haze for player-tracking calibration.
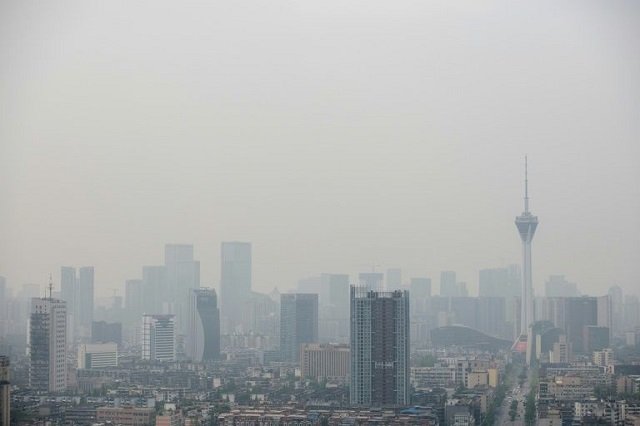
[0,0,638,299]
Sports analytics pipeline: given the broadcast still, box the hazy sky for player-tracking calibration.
[1,0,639,299]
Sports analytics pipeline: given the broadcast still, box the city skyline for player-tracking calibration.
[1,1,639,299]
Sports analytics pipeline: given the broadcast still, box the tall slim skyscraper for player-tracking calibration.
[350,287,409,407]
[220,242,252,333]
[187,288,220,362]
[164,244,200,333]
[60,266,94,340]
[515,157,538,342]
[386,268,402,291]
[30,295,67,392]
[280,293,319,362]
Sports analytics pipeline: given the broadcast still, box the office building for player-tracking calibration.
[410,277,431,316]
[350,287,409,407]
[358,272,383,292]
[280,293,319,362]
[125,279,143,323]
[91,321,122,346]
[583,326,610,353]
[608,285,624,337]
[386,268,402,291]
[545,275,579,298]
[564,297,597,354]
[301,343,350,382]
[142,314,176,362]
[220,242,252,333]
[187,288,220,362]
[141,266,167,316]
[164,244,200,334]
[440,271,459,297]
[60,266,94,339]
[0,356,9,426]
[514,157,538,353]
[78,343,118,369]
[30,296,67,392]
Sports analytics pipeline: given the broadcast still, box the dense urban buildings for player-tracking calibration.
[29,296,67,392]
[186,288,220,362]
[280,293,319,362]
[350,287,409,407]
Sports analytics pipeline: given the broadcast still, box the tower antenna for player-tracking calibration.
[524,155,529,213]
[48,273,53,299]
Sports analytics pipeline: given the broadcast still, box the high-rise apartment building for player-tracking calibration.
[220,242,252,333]
[30,296,67,392]
[280,293,319,362]
[478,268,509,297]
[350,287,409,407]
[0,356,9,426]
[187,288,220,362]
[142,314,176,362]
[608,286,624,337]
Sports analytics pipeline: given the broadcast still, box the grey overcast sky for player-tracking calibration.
[1,0,639,299]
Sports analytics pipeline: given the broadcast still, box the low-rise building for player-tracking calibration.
[96,406,155,426]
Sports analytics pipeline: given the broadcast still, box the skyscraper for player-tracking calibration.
[358,272,383,292]
[386,268,402,291]
[164,244,200,333]
[30,295,67,392]
[60,266,94,340]
[187,288,220,362]
[350,287,409,407]
[280,293,319,362]
[220,242,252,333]
[545,275,579,298]
[515,157,538,347]
[142,314,176,362]
[439,271,459,297]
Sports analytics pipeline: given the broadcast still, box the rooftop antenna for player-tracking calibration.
[524,155,529,214]
[48,273,53,299]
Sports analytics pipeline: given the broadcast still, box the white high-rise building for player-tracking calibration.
[142,314,176,362]
[30,296,67,392]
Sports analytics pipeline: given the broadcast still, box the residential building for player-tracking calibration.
[96,406,154,426]
[30,296,67,392]
[0,356,9,426]
[350,287,409,407]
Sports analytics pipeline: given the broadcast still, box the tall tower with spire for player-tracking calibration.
[515,157,538,342]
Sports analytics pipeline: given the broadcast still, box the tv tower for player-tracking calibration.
[515,156,538,343]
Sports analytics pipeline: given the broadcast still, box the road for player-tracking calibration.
[495,378,529,426]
